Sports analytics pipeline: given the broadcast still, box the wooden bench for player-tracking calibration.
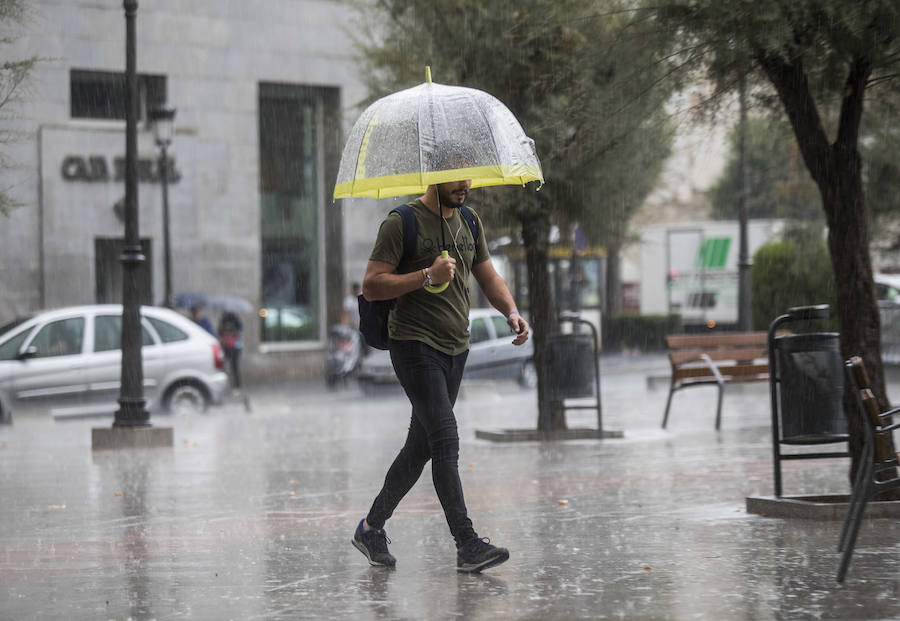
[662,332,770,430]
[837,356,900,582]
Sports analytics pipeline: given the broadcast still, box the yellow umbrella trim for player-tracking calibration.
[333,164,544,199]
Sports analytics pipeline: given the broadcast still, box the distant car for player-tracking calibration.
[0,305,229,420]
[356,308,535,392]
[877,275,900,365]
[876,274,900,306]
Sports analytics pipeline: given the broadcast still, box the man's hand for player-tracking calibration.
[507,313,529,346]
[429,254,456,284]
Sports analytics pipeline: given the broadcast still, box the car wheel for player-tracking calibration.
[518,360,537,389]
[164,382,209,415]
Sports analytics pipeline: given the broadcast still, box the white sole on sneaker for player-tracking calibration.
[457,548,509,573]
[352,537,395,567]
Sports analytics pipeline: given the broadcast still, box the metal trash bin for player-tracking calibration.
[546,332,595,400]
[774,332,848,443]
[767,305,849,496]
[539,315,603,435]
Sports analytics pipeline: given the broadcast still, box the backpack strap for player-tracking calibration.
[459,205,479,245]
[389,203,418,270]
[389,202,478,270]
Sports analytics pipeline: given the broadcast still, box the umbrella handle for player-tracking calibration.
[424,251,450,294]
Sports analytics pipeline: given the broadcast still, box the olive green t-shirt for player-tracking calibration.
[369,199,490,355]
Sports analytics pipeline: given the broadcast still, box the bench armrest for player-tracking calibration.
[699,353,725,385]
[878,406,900,422]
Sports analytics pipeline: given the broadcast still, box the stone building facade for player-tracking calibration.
[0,1,379,381]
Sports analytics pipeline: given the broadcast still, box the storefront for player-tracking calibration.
[0,2,369,380]
[499,244,608,331]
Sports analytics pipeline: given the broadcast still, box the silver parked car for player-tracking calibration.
[0,305,229,420]
[356,308,536,392]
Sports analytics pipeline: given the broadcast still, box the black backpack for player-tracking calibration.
[357,203,479,350]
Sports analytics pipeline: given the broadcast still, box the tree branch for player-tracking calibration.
[867,73,900,87]
[753,51,834,194]
[836,56,872,150]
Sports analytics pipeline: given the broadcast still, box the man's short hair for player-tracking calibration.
[428,140,477,171]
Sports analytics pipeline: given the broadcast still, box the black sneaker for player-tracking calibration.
[352,519,396,567]
[456,536,509,573]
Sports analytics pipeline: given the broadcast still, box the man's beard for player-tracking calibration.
[438,186,467,208]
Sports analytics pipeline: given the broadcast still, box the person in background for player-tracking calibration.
[190,306,217,338]
[218,311,244,392]
[343,281,369,357]
[342,282,362,329]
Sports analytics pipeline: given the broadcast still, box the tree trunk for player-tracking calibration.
[519,197,564,433]
[756,53,898,496]
[821,149,897,492]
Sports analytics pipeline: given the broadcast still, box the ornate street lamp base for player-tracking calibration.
[113,397,151,427]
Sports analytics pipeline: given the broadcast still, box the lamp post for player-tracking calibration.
[113,0,149,427]
[149,106,176,308]
[737,74,751,332]
[93,0,172,448]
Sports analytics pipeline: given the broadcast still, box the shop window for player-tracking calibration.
[258,83,335,343]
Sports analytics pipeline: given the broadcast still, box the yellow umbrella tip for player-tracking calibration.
[425,66,432,83]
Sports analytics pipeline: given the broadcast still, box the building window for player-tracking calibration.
[258,83,329,344]
[70,69,166,121]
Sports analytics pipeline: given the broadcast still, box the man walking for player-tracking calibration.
[351,172,529,573]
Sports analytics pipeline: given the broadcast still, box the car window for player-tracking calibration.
[878,282,900,303]
[0,329,31,360]
[490,316,511,340]
[94,315,154,352]
[470,318,491,344]
[146,316,189,343]
[29,317,85,357]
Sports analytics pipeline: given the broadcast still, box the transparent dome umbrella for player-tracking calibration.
[334,68,543,292]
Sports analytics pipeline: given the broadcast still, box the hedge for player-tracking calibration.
[602,313,683,352]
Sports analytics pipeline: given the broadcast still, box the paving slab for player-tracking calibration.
[746,494,900,520]
[1,353,898,620]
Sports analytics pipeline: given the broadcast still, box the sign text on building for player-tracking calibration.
[61,154,182,184]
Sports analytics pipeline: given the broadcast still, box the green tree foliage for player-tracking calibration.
[710,116,820,222]
[350,0,677,430]
[654,0,899,485]
[711,107,899,235]
[861,93,900,242]
[349,0,675,237]
[750,226,835,331]
[0,0,37,216]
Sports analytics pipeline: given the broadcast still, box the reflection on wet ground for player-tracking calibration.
[1,354,898,620]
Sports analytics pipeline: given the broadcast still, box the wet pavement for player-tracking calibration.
[1,354,899,620]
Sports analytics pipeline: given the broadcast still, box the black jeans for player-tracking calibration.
[223,346,241,388]
[366,339,475,547]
